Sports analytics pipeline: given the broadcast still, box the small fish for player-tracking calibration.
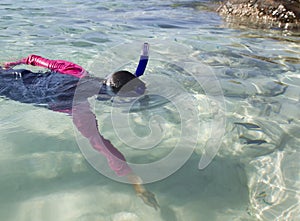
[228,80,243,84]
[234,122,261,130]
[256,191,267,199]
[255,191,273,205]
[273,81,288,87]
[239,135,267,145]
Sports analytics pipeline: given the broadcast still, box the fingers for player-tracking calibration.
[3,62,12,69]
[3,61,19,69]
[129,175,160,210]
[138,190,160,210]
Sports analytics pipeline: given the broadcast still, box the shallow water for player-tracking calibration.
[0,0,300,220]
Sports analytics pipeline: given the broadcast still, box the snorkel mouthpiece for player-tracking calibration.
[135,43,149,77]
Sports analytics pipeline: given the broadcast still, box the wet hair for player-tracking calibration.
[105,70,146,95]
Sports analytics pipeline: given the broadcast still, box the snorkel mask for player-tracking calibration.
[103,43,149,97]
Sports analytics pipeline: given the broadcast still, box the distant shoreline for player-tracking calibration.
[217,0,300,30]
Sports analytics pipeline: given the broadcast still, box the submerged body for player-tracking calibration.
[0,51,159,210]
[0,55,133,175]
[0,68,80,111]
[0,68,118,112]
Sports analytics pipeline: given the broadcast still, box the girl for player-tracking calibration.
[1,43,159,210]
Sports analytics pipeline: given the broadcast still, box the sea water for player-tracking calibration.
[0,0,299,220]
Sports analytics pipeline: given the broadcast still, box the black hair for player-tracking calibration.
[105,70,146,95]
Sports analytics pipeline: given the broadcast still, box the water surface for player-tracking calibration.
[0,0,299,220]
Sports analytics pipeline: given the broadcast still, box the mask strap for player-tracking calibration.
[135,43,149,77]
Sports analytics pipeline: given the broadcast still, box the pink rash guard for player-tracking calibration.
[4,55,132,176]
[72,101,132,176]
[5,54,87,78]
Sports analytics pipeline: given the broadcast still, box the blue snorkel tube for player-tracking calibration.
[135,43,149,77]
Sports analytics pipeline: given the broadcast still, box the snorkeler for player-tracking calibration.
[0,43,159,210]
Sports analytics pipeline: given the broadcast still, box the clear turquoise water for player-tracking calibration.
[0,0,300,220]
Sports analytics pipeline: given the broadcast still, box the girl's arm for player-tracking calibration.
[72,100,132,176]
[72,101,159,210]
[4,54,87,78]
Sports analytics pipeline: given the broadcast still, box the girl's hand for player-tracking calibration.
[4,61,17,69]
[3,59,26,69]
[4,62,12,69]
[135,184,160,210]
[127,173,160,210]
